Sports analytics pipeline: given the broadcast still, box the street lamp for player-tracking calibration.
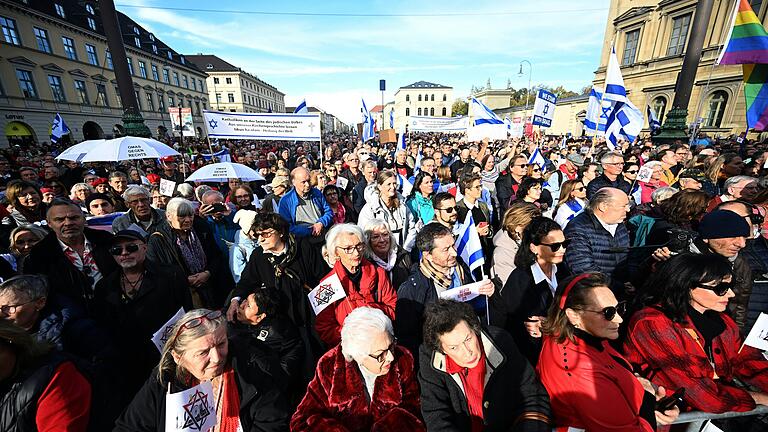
[518,60,532,110]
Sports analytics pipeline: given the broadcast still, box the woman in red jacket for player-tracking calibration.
[623,253,768,414]
[315,223,397,347]
[537,273,679,431]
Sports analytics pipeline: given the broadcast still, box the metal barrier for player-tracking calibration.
[670,405,768,431]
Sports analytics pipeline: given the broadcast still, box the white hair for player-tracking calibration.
[642,161,663,170]
[600,151,624,164]
[176,183,194,199]
[201,189,224,203]
[651,186,678,205]
[362,218,395,256]
[325,223,366,262]
[165,197,195,218]
[122,184,149,200]
[340,307,393,362]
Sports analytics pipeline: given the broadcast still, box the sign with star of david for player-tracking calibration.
[165,380,217,432]
[203,110,322,141]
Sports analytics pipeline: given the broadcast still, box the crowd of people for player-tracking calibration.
[1,130,768,431]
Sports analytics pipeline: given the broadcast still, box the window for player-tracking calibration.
[704,91,728,128]
[167,51,172,60]
[127,58,134,75]
[168,95,174,107]
[86,44,98,65]
[87,17,96,31]
[215,93,222,104]
[134,90,141,109]
[138,61,147,78]
[114,87,121,108]
[194,101,200,115]
[34,28,51,53]
[177,99,182,108]
[442,107,447,116]
[133,26,139,35]
[213,77,220,84]
[226,77,232,84]
[86,4,95,14]
[173,72,179,86]
[182,75,188,88]
[106,50,113,69]
[405,107,410,116]
[621,29,640,65]
[85,5,96,30]
[1,17,21,45]
[151,64,159,81]
[405,95,410,102]
[443,94,447,102]
[74,80,89,104]
[134,36,140,47]
[162,69,169,84]
[55,3,66,18]
[652,96,667,122]
[667,14,691,56]
[430,107,435,116]
[95,83,108,106]
[158,94,165,110]
[418,94,422,102]
[145,92,154,111]
[198,79,204,92]
[151,45,157,54]
[62,37,77,60]
[16,69,37,98]
[48,75,66,102]
[180,56,185,65]
[149,34,155,41]
[228,93,235,103]
[430,94,435,101]
[417,108,422,115]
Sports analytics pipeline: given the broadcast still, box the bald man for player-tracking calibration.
[277,167,334,240]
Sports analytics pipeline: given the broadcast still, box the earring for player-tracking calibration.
[573,324,580,329]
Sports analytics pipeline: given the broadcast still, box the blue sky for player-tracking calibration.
[117,0,610,124]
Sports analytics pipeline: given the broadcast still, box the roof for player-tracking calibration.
[185,55,240,72]
[370,105,384,112]
[400,81,452,89]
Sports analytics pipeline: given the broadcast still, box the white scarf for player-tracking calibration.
[371,247,398,271]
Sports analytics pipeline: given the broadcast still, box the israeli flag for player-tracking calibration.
[396,173,413,196]
[470,97,504,126]
[605,100,644,150]
[604,46,627,103]
[362,99,375,142]
[201,148,231,163]
[397,128,407,151]
[583,87,607,135]
[389,109,394,129]
[528,146,546,170]
[293,99,308,114]
[455,212,485,279]
[647,105,661,135]
[414,147,423,173]
[50,113,70,144]
[504,116,512,130]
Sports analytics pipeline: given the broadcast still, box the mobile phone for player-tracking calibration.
[656,388,685,411]
[211,203,227,213]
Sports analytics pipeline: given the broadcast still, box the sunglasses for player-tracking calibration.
[695,281,733,296]
[537,239,571,252]
[625,169,638,174]
[109,243,141,256]
[581,301,627,321]
[437,206,456,213]
[173,310,223,341]
[576,186,586,191]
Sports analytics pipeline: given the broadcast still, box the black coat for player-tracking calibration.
[351,178,369,214]
[494,172,522,213]
[114,337,289,432]
[418,326,551,432]
[24,228,118,308]
[585,173,631,199]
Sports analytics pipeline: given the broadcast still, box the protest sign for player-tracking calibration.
[152,307,186,352]
[203,111,321,141]
[308,273,346,315]
[439,279,489,316]
[169,107,195,137]
[532,89,558,127]
[409,116,469,132]
[165,381,217,432]
[159,179,176,197]
[510,117,524,138]
[700,420,725,432]
[743,312,768,351]
[335,176,349,190]
[636,165,654,183]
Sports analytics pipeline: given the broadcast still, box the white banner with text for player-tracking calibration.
[409,116,469,132]
[203,111,322,141]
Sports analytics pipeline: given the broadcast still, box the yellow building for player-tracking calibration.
[392,81,453,131]
[0,0,211,147]
[186,54,284,114]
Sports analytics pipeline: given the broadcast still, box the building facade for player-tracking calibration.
[392,81,453,131]
[186,54,284,115]
[0,0,211,147]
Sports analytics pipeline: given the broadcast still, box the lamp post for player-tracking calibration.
[518,60,533,112]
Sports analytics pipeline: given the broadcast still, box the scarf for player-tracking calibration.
[331,202,346,224]
[446,349,487,432]
[371,247,398,272]
[420,258,463,294]
[480,166,499,185]
[175,230,207,274]
[264,235,299,280]
[213,366,241,432]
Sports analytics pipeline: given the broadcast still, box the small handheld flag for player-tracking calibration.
[293,99,308,114]
[308,273,347,315]
[50,113,70,144]
[743,312,768,351]
[454,213,485,279]
[528,146,546,170]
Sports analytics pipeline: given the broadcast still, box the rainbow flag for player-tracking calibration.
[717,0,768,65]
[743,64,768,129]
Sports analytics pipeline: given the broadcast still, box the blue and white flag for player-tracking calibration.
[470,97,504,126]
[647,105,661,135]
[397,128,407,151]
[293,99,308,114]
[201,148,231,163]
[583,87,607,135]
[362,99,375,142]
[528,146,546,170]
[414,147,423,173]
[605,100,643,150]
[604,46,627,103]
[454,212,485,279]
[389,109,394,129]
[396,173,413,196]
[50,113,70,144]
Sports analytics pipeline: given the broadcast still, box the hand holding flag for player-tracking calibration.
[308,273,347,315]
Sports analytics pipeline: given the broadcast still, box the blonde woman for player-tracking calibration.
[492,202,542,286]
[357,170,417,252]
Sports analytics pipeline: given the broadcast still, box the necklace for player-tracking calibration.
[121,271,144,298]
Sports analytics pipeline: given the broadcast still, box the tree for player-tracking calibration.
[452,99,468,116]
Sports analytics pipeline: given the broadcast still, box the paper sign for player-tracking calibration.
[744,312,768,351]
[336,176,349,190]
[700,420,725,432]
[151,307,186,352]
[160,179,177,197]
[636,165,654,183]
[165,381,217,432]
[307,273,347,315]
[439,279,487,303]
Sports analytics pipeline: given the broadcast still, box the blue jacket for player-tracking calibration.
[278,187,333,238]
[229,229,257,283]
[203,212,239,256]
[564,210,629,292]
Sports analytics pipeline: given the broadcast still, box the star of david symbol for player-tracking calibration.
[542,104,549,115]
[208,119,218,130]
[314,283,336,305]
[600,104,612,119]
[181,389,212,430]
[52,119,60,129]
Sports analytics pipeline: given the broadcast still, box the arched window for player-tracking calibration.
[424,94,429,101]
[405,108,410,116]
[442,107,447,116]
[443,94,447,101]
[430,107,435,116]
[430,94,434,101]
[418,95,422,102]
[652,96,667,122]
[85,4,95,14]
[405,95,409,102]
[704,91,728,127]
[418,108,422,115]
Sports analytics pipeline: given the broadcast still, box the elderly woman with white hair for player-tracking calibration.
[315,223,397,347]
[363,218,413,290]
[115,309,289,431]
[69,182,93,210]
[292,307,425,432]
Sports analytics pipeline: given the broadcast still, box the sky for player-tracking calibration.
[115,0,611,125]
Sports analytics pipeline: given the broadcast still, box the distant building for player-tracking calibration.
[393,81,453,131]
[186,54,284,114]
[0,0,210,147]
[284,104,349,133]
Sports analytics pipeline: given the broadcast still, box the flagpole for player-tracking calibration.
[480,266,490,325]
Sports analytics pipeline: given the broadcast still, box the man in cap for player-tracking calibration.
[676,169,707,191]
[559,153,583,181]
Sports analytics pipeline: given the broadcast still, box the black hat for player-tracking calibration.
[678,168,708,183]
[112,229,146,244]
[84,193,113,210]
[697,210,750,239]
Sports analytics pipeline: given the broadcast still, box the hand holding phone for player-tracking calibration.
[656,388,685,411]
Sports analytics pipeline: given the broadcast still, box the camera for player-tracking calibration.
[665,228,697,254]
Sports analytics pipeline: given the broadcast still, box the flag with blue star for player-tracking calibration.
[50,113,70,144]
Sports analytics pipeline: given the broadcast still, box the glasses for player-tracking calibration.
[368,337,397,363]
[0,298,38,315]
[531,167,541,172]
[173,310,223,341]
[695,281,733,296]
[337,243,366,255]
[580,301,627,321]
[109,243,141,256]
[369,233,389,241]
[576,186,586,191]
[436,206,456,213]
[625,169,639,174]
[253,230,276,239]
[605,162,625,166]
[514,163,529,168]
[538,239,571,252]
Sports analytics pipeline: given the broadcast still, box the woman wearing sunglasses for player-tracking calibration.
[537,273,679,431]
[115,308,289,431]
[553,179,587,229]
[490,216,569,365]
[292,307,424,431]
[623,253,768,415]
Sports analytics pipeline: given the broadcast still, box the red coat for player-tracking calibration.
[537,335,654,432]
[290,344,425,432]
[622,306,768,413]
[315,259,397,346]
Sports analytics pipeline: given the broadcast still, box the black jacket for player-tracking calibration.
[586,173,631,199]
[351,178,369,214]
[418,326,551,432]
[229,316,304,385]
[494,172,522,213]
[24,228,117,308]
[113,338,290,432]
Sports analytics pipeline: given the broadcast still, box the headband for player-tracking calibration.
[558,273,592,310]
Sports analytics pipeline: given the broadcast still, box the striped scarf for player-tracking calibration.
[420,258,463,294]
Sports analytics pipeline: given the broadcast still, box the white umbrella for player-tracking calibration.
[77,136,180,163]
[55,139,106,162]
[185,162,265,182]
